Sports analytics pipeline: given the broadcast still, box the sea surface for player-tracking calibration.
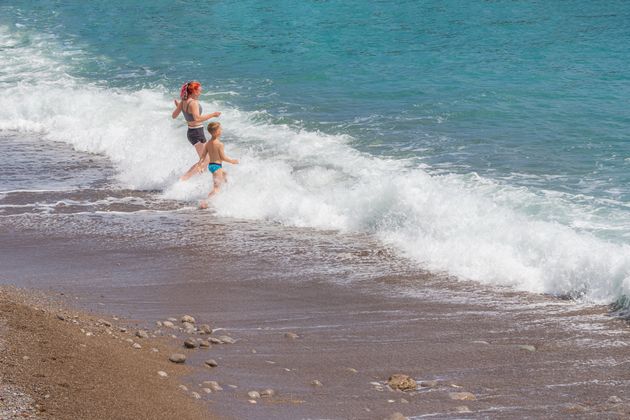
[0,1,629,307]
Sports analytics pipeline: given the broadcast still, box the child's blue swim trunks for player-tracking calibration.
[208,163,222,173]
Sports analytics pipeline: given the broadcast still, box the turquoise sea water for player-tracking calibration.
[1,1,629,304]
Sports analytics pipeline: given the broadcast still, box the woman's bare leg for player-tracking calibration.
[180,142,207,181]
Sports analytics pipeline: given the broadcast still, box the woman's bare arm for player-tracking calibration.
[189,101,221,125]
[171,99,183,119]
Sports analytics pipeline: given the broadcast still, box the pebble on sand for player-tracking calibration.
[169,353,187,364]
[455,406,472,413]
[261,389,276,397]
[311,380,323,387]
[516,344,536,352]
[208,337,223,345]
[217,335,236,344]
[162,321,175,329]
[178,385,188,392]
[384,412,409,420]
[198,324,212,334]
[204,359,218,367]
[203,381,222,391]
[132,343,142,349]
[135,330,149,339]
[387,374,417,392]
[184,338,198,349]
[181,315,196,324]
[284,332,299,339]
[191,392,201,399]
[97,319,112,327]
[199,340,211,348]
[449,392,476,401]
[247,391,261,399]
[157,371,168,378]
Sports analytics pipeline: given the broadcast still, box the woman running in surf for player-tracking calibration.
[172,81,221,180]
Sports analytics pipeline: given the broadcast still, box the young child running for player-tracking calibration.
[197,122,239,209]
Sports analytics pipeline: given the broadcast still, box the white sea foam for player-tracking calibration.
[1,25,629,305]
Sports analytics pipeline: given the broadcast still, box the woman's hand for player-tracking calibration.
[174,99,180,108]
[212,111,221,118]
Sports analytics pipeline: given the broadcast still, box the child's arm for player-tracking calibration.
[171,99,182,119]
[219,144,239,164]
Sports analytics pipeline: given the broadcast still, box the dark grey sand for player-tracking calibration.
[2,225,630,419]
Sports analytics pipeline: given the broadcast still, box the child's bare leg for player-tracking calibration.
[207,170,225,198]
[200,170,224,208]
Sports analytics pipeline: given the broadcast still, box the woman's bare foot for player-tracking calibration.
[199,200,208,209]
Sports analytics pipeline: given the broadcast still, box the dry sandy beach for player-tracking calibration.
[1,227,630,419]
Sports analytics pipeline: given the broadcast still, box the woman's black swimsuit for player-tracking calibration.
[182,100,206,146]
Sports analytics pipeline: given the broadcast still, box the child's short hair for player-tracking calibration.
[207,122,221,136]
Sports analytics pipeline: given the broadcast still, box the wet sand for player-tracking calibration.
[2,227,630,419]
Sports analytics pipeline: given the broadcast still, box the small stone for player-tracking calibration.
[261,388,275,397]
[455,406,472,413]
[191,392,201,399]
[284,332,299,339]
[228,385,238,389]
[135,330,149,339]
[132,343,142,349]
[218,335,235,344]
[169,353,186,364]
[384,412,408,420]
[247,391,261,399]
[97,319,111,327]
[516,344,536,352]
[203,381,222,391]
[400,398,409,404]
[181,315,196,324]
[202,388,212,394]
[85,332,93,337]
[162,321,175,329]
[56,314,65,321]
[472,340,490,345]
[119,327,127,333]
[151,348,159,353]
[22,356,29,361]
[199,340,211,348]
[311,380,323,387]
[449,392,477,401]
[178,385,188,392]
[184,338,198,349]
[248,400,257,404]
[156,321,163,327]
[182,321,195,330]
[208,337,223,345]
[204,359,218,367]
[198,324,212,334]
[420,380,439,388]
[608,395,623,404]
[387,374,417,391]
[125,338,134,343]
[345,367,358,374]
[157,371,168,378]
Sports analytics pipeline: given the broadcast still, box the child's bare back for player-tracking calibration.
[197,122,238,208]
